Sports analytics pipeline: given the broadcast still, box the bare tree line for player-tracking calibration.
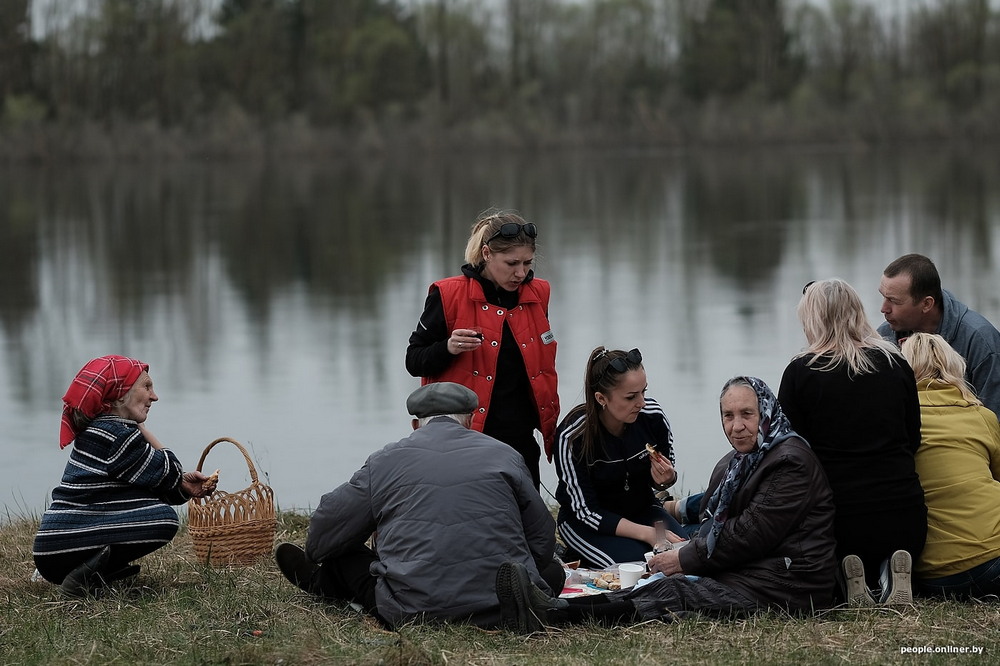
[1,0,998,159]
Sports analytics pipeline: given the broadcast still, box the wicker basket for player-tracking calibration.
[187,437,276,566]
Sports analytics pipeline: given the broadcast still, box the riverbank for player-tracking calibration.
[2,512,997,665]
[3,97,999,164]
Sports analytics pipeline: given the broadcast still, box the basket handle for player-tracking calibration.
[195,437,261,484]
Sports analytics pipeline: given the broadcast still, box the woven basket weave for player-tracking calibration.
[188,437,276,566]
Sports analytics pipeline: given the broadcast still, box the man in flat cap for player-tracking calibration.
[275,382,564,628]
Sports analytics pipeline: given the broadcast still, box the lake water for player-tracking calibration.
[3,146,999,520]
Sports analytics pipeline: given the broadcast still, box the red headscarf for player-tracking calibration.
[60,355,149,449]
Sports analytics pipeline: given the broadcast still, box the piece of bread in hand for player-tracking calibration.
[645,443,661,459]
[201,469,220,493]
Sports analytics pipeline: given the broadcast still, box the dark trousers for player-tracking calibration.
[311,543,566,625]
[311,543,381,616]
[835,505,927,591]
[560,505,685,569]
[34,542,165,585]
[916,555,1000,600]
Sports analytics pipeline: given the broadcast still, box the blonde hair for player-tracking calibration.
[900,332,981,404]
[463,209,536,267]
[795,278,901,375]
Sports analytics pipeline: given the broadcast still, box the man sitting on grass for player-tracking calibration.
[274,382,565,628]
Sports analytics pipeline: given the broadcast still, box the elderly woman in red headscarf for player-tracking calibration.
[33,355,215,598]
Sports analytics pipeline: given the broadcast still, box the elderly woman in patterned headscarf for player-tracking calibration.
[33,355,215,598]
[494,377,840,633]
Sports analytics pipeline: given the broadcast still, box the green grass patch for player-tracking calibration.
[2,512,998,665]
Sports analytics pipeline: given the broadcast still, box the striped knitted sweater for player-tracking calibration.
[33,416,191,556]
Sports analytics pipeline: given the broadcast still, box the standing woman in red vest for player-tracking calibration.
[406,210,559,489]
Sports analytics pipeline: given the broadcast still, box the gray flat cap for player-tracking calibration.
[406,382,478,418]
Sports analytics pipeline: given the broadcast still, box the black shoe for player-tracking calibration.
[60,546,111,599]
[275,543,318,593]
[495,561,566,634]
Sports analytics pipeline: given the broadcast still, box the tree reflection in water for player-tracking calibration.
[1,147,998,514]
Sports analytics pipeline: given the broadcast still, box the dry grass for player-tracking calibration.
[2,511,998,665]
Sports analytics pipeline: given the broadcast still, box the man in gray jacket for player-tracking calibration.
[275,382,563,628]
[878,253,1000,419]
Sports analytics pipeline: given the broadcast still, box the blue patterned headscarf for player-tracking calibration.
[703,376,802,558]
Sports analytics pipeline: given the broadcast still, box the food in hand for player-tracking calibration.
[645,443,661,459]
[201,469,220,493]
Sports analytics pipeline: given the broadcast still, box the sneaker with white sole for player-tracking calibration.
[878,550,913,606]
[842,554,875,606]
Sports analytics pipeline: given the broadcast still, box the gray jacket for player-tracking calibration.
[879,289,1000,419]
[306,417,556,628]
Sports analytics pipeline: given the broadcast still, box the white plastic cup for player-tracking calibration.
[618,563,644,588]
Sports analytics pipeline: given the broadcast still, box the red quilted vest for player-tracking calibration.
[424,275,560,457]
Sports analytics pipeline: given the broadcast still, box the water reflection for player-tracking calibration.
[684,150,806,288]
[2,146,999,518]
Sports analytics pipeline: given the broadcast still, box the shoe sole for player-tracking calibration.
[495,564,520,632]
[842,555,875,607]
[496,563,543,633]
[880,550,913,606]
[275,543,321,593]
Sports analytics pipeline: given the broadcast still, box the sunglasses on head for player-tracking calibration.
[802,280,816,295]
[606,348,642,374]
[487,222,537,244]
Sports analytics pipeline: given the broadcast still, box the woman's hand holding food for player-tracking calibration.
[647,444,677,487]
[182,470,218,498]
[448,328,484,355]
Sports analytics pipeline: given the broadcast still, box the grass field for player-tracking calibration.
[2,511,997,665]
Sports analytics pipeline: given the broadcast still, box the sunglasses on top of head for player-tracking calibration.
[607,348,642,374]
[487,222,537,244]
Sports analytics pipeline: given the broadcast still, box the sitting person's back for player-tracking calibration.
[901,333,1000,598]
[276,382,562,629]
[310,408,556,626]
[779,278,925,604]
[33,355,214,598]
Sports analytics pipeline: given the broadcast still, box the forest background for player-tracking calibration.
[1,0,998,162]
